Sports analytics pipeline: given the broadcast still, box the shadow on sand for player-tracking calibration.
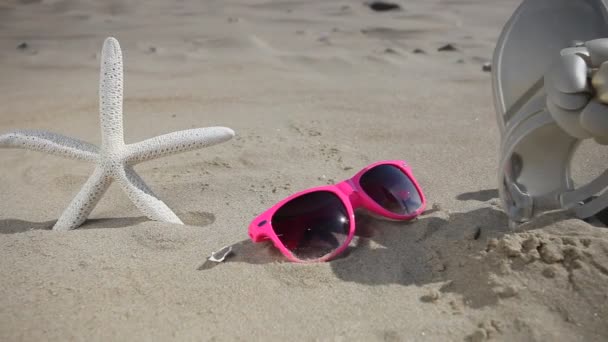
[204,189,582,309]
[0,210,216,234]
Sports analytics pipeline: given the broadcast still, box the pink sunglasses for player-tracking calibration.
[248,160,426,262]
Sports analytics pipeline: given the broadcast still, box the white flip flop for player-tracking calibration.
[493,0,608,225]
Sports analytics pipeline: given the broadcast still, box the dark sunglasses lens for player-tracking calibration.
[271,191,350,260]
[359,164,422,215]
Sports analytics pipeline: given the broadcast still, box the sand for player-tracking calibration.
[1,0,607,340]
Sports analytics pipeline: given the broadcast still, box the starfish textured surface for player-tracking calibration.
[0,37,235,231]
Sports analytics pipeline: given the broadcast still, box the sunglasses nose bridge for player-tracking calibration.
[336,180,361,208]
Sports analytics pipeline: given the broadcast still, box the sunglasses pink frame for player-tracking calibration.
[248,160,426,262]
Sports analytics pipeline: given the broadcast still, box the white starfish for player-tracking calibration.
[0,37,235,231]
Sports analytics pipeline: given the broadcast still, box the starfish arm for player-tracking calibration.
[0,130,99,161]
[53,168,112,231]
[125,127,235,164]
[116,166,183,224]
[99,37,125,149]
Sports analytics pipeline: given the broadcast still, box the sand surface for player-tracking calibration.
[1,0,607,341]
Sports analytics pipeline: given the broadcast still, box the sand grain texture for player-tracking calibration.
[1,0,607,341]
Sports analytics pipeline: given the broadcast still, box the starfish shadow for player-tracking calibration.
[0,217,145,233]
[0,210,216,234]
[0,219,55,234]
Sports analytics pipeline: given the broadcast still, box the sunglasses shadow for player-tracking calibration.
[198,239,283,270]
[198,188,599,312]
[199,239,367,269]
[197,211,414,270]
[329,202,595,309]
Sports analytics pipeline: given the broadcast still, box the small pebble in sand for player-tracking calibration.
[563,246,584,261]
[467,320,502,341]
[148,46,157,53]
[521,235,540,252]
[542,266,557,278]
[498,236,522,257]
[466,329,487,342]
[570,259,585,269]
[227,17,239,23]
[318,36,330,44]
[367,1,401,12]
[495,285,518,298]
[489,320,502,333]
[412,48,426,54]
[473,227,481,240]
[432,262,447,273]
[420,289,441,303]
[449,300,462,313]
[539,243,564,264]
[464,226,482,240]
[17,42,28,50]
[384,47,398,54]
[438,43,458,52]
[488,198,501,206]
[482,62,492,72]
[561,237,578,246]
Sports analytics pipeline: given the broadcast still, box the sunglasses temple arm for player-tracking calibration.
[248,225,267,242]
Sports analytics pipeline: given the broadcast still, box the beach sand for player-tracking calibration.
[1,0,607,340]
